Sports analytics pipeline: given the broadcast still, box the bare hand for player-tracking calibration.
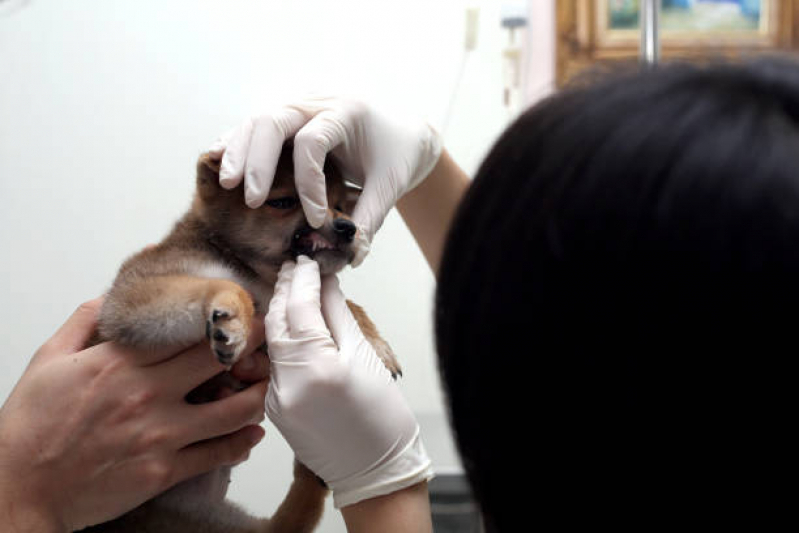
[0,298,268,532]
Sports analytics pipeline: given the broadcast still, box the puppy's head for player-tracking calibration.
[194,143,361,275]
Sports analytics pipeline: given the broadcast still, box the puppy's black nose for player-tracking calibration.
[332,218,357,243]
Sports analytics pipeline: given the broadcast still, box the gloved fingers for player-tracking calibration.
[265,261,296,345]
[286,256,329,338]
[320,274,359,353]
[351,178,389,249]
[349,228,372,268]
[207,128,234,161]
[243,109,308,208]
[292,109,349,228]
[320,275,394,379]
[219,118,255,189]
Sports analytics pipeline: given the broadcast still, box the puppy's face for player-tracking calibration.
[195,145,360,275]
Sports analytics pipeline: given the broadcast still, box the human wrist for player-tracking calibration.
[341,481,433,533]
[0,490,65,533]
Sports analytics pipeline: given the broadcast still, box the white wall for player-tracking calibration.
[0,1,552,530]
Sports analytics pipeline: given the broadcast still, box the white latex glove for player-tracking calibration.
[207,96,443,266]
[264,256,433,508]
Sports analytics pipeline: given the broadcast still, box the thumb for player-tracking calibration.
[286,256,329,338]
[45,297,105,356]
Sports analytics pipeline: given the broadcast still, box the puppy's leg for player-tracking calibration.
[261,461,329,533]
[99,275,254,365]
[346,300,402,379]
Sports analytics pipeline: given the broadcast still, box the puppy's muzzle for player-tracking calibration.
[332,219,357,243]
[290,217,357,260]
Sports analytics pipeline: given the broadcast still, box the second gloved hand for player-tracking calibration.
[264,256,433,508]
[208,97,443,266]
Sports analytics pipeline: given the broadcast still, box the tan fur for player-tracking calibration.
[83,145,399,532]
[346,301,401,378]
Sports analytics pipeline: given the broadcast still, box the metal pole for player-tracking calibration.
[640,0,661,66]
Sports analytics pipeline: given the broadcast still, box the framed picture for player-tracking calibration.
[556,0,799,86]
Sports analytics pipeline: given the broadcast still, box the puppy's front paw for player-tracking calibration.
[205,288,254,366]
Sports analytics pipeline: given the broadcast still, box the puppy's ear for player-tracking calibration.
[196,153,224,201]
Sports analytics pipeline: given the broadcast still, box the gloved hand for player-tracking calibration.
[264,256,433,508]
[207,96,443,266]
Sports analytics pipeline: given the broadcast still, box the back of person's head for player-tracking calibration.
[435,58,798,529]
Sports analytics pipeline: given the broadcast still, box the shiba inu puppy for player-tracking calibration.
[83,144,399,532]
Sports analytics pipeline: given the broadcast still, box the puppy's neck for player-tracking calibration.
[206,232,260,282]
[162,214,281,309]
[199,227,281,300]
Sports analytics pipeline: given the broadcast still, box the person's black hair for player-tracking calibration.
[435,58,798,529]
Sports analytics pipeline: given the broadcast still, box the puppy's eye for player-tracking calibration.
[334,204,344,212]
[265,197,299,210]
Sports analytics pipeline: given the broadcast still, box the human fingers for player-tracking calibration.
[170,424,265,488]
[350,176,389,248]
[286,256,328,338]
[207,128,235,161]
[219,118,254,189]
[229,316,268,383]
[292,109,349,228]
[44,297,105,356]
[156,318,265,396]
[180,379,267,446]
[153,341,228,397]
[242,109,308,208]
[320,275,357,353]
[265,261,296,345]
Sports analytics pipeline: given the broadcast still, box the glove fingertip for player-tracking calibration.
[309,210,327,229]
[219,161,242,190]
[219,176,239,190]
[351,236,371,268]
[279,259,297,276]
[300,198,328,229]
[245,196,265,209]
[206,145,226,161]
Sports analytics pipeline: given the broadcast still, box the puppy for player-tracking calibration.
[82,144,400,532]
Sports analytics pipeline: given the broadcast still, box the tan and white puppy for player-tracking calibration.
[83,144,399,533]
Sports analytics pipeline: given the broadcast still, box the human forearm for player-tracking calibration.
[341,482,433,533]
[397,149,470,275]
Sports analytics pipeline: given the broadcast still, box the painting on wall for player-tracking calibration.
[556,0,798,86]
[607,0,765,34]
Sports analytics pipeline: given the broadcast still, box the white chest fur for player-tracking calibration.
[186,261,274,310]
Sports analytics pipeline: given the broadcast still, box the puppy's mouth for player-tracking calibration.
[290,227,347,259]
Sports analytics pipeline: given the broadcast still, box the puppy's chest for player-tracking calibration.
[186,261,274,311]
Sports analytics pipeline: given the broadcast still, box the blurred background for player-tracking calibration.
[1,1,793,531]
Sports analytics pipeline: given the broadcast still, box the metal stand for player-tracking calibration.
[641,0,661,66]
